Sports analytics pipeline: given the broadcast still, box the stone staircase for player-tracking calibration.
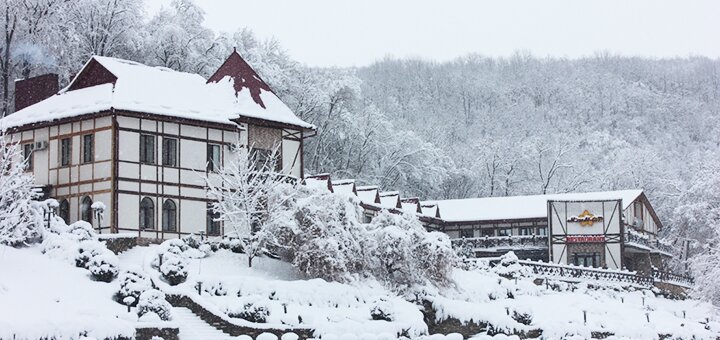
[173,307,235,340]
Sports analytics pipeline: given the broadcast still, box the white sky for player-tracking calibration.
[145,0,720,67]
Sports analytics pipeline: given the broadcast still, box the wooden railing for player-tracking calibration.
[652,269,694,287]
[624,230,674,254]
[517,260,655,286]
[451,235,549,249]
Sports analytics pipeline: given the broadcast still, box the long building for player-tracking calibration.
[305,173,671,273]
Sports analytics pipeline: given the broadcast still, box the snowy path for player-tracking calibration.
[174,307,234,340]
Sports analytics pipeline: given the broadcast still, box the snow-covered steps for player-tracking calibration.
[174,307,234,340]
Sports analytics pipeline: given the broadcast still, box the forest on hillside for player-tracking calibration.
[2,0,720,268]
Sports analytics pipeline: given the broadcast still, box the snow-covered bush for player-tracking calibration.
[182,233,203,249]
[227,302,269,323]
[0,133,44,247]
[492,252,530,279]
[200,280,227,296]
[116,267,153,306]
[88,252,119,282]
[369,211,458,289]
[75,240,106,268]
[41,233,80,263]
[159,253,188,285]
[137,289,171,321]
[67,221,96,241]
[288,189,370,282]
[370,299,394,321]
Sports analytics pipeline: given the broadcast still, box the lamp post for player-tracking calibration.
[44,199,58,230]
[92,202,105,234]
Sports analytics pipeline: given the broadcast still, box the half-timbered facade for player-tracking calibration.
[2,51,314,239]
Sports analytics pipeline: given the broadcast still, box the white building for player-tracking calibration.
[1,51,314,239]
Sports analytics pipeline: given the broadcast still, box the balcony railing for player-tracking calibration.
[517,260,655,286]
[452,235,549,250]
[623,230,674,255]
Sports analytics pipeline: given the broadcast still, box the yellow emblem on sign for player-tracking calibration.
[567,210,604,226]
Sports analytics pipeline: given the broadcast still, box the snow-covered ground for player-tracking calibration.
[2,241,719,340]
[0,245,135,339]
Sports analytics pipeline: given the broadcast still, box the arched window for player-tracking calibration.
[81,196,93,224]
[162,199,177,232]
[58,199,70,224]
[139,197,155,230]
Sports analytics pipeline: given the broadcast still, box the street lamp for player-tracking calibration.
[91,202,105,234]
[44,199,58,230]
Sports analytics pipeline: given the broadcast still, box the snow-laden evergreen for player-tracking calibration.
[0,132,43,247]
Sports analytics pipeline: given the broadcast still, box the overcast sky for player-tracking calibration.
[145,0,720,67]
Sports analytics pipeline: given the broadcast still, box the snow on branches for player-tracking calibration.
[0,132,43,247]
[204,144,294,268]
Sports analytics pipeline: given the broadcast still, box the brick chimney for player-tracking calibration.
[14,73,59,112]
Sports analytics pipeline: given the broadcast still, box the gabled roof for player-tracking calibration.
[304,173,332,192]
[379,191,402,209]
[400,197,422,214]
[426,189,646,223]
[356,185,380,204]
[331,179,356,195]
[420,203,441,218]
[1,54,315,131]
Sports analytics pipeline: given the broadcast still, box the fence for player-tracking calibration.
[452,235,549,250]
[652,268,694,287]
[517,260,655,286]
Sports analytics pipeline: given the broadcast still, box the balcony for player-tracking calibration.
[451,235,549,250]
[623,229,674,255]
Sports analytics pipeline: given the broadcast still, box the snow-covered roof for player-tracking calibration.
[420,203,440,218]
[356,185,379,204]
[379,191,401,209]
[331,179,356,195]
[427,189,644,223]
[1,54,315,130]
[304,174,331,191]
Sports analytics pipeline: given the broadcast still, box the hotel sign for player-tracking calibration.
[566,235,606,243]
[567,210,603,226]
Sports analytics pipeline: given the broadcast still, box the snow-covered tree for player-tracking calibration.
[204,145,293,268]
[369,211,457,289]
[288,189,370,282]
[0,132,43,246]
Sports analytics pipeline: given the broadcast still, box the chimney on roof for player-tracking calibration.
[13,73,59,112]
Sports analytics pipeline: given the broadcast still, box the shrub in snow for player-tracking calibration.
[227,302,269,323]
[67,221,96,241]
[289,190,370,282]
[220,235,244,253]
[512,310,533,325]
[88,252,119,282]
[200,280,227,296]
[369,211,458,290]
[0,134,44,247]
[137,289,171,321]
[41,233,80,264]
[182,233,203,249]
[116,267,153,306]
[75,240,106,268]
[159,253,188,285]
[492,251,530,279]
[159,238,188,255]
[370,299,394,321]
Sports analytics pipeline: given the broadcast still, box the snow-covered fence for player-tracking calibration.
[652,268,693,288]
[451,235,549,250]
[517,260,654,286]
